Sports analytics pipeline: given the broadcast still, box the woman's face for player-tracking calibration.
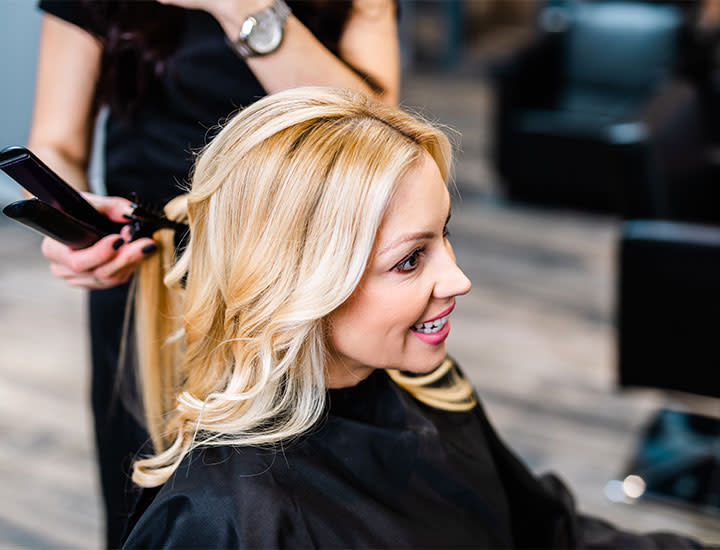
[326,152,472,388]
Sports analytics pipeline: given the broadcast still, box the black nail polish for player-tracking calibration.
[112,238,125,250]
[142,243,158,255]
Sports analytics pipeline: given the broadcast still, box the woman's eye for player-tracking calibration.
[443,225,450,239]
[395,248,424,272]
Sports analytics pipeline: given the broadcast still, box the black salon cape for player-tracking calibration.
[122,366,704,549]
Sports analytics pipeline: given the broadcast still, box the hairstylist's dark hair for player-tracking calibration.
[79,0,184,118]
[81,0,373,119]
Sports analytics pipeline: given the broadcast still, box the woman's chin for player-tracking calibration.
[401,343,447,374]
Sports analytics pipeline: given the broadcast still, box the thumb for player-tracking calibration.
[81,192,135,223]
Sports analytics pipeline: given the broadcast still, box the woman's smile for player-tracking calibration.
[410,302,455,344]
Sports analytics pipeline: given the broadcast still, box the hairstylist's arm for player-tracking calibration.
[27,15,156,290]
[157,0,401,105]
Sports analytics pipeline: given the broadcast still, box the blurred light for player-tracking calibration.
[604,476,647,502]
[622,475,647,499]
[607,122,648,144]
[604,479,626,502]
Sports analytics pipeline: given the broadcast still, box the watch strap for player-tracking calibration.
[273,0,291,22]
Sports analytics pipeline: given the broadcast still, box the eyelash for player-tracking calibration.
[394,225,450,273]
[395,247,426,273]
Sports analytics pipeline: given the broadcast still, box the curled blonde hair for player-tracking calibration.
[132,87,462,487]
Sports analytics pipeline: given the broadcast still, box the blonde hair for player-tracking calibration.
[132,87,473,488]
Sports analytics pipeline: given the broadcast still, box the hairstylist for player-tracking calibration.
[27,1,399,546]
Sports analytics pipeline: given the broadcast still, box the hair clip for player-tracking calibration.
[124,192,188,241]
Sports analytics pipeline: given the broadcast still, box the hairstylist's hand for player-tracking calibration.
[41,193,158,289]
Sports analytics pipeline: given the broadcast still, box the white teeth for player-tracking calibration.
[413,314,450,333]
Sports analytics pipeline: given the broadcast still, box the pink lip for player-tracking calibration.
[418,303,455,324]
[409,303,455,346]
[410,320,451,346]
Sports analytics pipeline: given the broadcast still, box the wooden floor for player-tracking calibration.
[1,72,719,547]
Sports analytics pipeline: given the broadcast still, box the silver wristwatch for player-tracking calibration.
[226,0,292,58]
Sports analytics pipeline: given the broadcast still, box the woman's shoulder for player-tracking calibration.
[175,444,287,481]
[151,444,300,504]
[122,445,311,549]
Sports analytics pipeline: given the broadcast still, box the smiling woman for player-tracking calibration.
[130,86,474,475]
[122,87,707,548]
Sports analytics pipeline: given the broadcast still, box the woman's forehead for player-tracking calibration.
[375,154,449,252]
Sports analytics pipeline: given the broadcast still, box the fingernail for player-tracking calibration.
[123,204,137,219]
[112,238,125,250]
[142,243,158,255]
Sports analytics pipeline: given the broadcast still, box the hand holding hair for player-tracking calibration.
[41,193,157,289]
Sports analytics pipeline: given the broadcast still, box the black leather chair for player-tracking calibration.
[618,220,720,398]
[491,1,703,214]
[617,219,720,512]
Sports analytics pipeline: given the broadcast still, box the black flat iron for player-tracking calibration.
[0,146,186,249]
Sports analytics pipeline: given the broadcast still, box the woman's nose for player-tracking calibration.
[433,245,472,299]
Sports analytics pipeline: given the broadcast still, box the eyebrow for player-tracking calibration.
[378,209,452,257]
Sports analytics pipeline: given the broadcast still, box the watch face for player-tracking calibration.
[246,11,283,55]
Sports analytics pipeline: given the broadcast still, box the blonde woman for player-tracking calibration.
[123,87,705,549]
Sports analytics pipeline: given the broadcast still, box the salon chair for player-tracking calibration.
[616,219,720,512]
[491,0,700,214]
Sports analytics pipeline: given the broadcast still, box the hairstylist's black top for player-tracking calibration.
[122,362,704,549]
[39,1,351,205]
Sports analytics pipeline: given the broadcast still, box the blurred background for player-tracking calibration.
[2,0,720,546]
